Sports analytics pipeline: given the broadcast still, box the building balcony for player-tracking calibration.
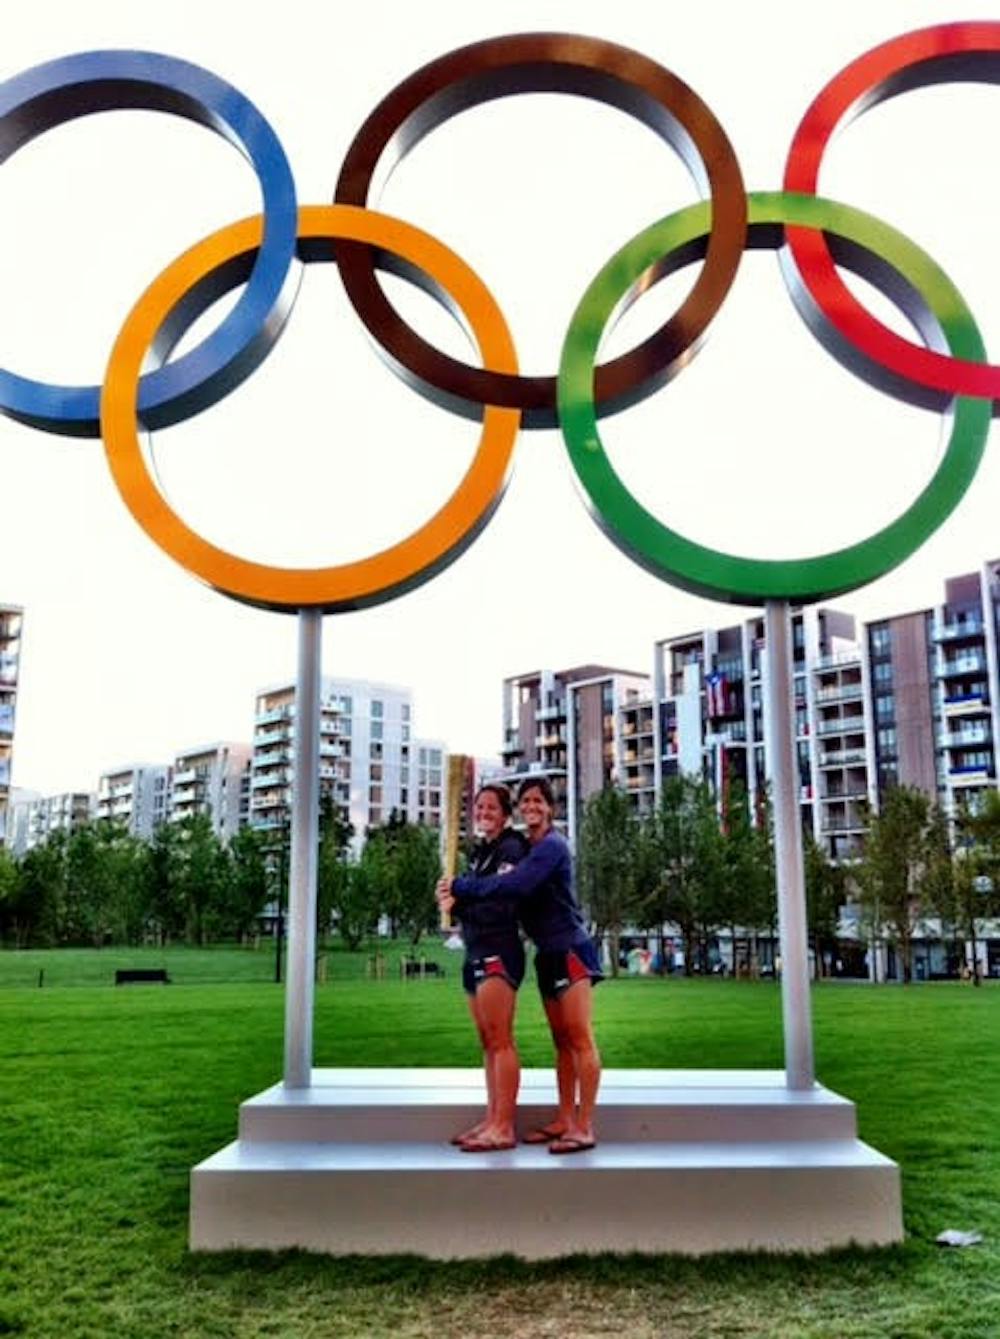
[535,705,563,722]
[256,748,290,766]
[939,654,988,677]
[255,728,288,746]
[950,766,994,785]
[940,728,992,749]
[256,706,293,725]
[818,748,867,768]
[933,618,984,642]
[942,693,990,716]
[815,683,864,704]
[820,818,868,834]
[814,651,862,671]
[816,716,866,737]
[822,786,869,802]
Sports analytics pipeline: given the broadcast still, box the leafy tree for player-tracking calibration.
[8,834,68,946]
[224,825,272,942]
[577,786,650,978]
[0,844,17,939]
[721,781,776,977]
[315,796,354,943]
[161,814,229,945]
[360,813,440,945]
[328,858,379,951]
[66,822,147,946]
[0,841,53,947]
[856,786,948,983]
[803,835,846,980]
[392,822,441,945]
[145,821,185,945]
[646,776,726,975]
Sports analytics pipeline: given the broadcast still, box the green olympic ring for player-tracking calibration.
[557,191,990,605]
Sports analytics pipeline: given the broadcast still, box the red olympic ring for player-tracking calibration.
[784,20,1000,408]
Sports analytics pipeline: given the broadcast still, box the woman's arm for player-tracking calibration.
[453,836,564,902]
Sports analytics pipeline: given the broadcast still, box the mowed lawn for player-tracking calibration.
[1,949,998,1338]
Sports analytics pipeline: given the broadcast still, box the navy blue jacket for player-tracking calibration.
[457,828,528,957]
[454,828,589,953]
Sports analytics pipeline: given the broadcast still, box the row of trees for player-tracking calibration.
[577,777,1000,983]
[0,805,442,950]
[5,775,999,977]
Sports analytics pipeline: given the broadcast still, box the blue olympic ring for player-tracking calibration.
[0,50,299,436]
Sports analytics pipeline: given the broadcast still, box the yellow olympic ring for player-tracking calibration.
[100,205,520,612]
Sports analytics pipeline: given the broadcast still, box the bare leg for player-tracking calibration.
[471,977,520,1144]
[452,993,490,1144]
[549,982,600,1147]
[542,995,576,1134]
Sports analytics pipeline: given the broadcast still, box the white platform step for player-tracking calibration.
[239,1067,857,1144]
[190,1068,903,1257]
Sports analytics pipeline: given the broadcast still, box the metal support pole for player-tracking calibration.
[283,608,322,1089]
[763,600,815,1090]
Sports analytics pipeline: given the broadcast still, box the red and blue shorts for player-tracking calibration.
[534,939,604,1001]
[462,943,525,996]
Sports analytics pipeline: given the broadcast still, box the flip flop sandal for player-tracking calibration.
[459,1136,516,1153]
[521,1124,566,1144]
[548,1136,596,1155]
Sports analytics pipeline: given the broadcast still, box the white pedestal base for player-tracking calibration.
[190,1068,902,1257]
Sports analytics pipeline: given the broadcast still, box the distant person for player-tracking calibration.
[438,776,603,1154]
[448,783,528,1153]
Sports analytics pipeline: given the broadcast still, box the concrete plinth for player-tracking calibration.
[190,1068,902,1257]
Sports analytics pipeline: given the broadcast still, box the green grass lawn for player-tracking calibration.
[1,954,998,1338]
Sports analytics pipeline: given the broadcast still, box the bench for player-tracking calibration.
[114,968,171,986]
[401,960,443,979]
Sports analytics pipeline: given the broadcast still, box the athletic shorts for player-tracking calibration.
[462,944,525,996]
[534,939,604,1001]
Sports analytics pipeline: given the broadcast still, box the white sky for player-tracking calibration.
[3,0,998,795]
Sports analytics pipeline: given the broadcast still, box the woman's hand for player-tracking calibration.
[436,877,455,915]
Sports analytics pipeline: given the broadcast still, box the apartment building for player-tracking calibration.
[8,791,94,855]
[250,677,442,845]
[864,560,1000,827]
[650,608,860,856]
[497,665,651,842]
[617,557,1000,858]
[0,604,23,848]
[170,741,252,840]
[96,763,170,839]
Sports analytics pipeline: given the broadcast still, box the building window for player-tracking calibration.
[875,694,895,720]
[873,661,893,683]
[870,625,890,657]
[371,721,383,740]
[370,741,383,760]
[371,700,383,718]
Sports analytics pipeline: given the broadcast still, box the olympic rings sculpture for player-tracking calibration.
[1,24,997,609]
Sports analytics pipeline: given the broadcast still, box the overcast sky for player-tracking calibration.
[3,0,997,796]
